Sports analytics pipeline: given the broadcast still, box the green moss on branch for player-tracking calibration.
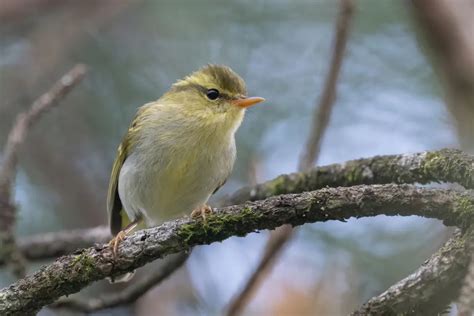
[227,148,474,205]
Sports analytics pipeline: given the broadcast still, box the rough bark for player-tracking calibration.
[458,230,474,316]
[0,184,473,315]
[227,148,474,204]
[5,148,474,268]
[51,252,189,312]
[352,230,470,315]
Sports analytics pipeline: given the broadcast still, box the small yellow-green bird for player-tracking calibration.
[107,64,265,253]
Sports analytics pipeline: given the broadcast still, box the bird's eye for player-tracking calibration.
[206,89,220,100]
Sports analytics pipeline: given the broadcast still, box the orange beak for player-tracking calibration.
[231,96,265,108]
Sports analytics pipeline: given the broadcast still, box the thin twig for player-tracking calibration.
[51,252,189,312]
[298,0,354,172]
[226,1,354,314]
[0,64,87,278]
[225,223,292,316]
[0,184,473,315]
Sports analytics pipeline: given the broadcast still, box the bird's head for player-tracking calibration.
[162,64,264,130]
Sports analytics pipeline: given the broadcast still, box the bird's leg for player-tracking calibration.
[191,204,213,223]
[109,220,139,258]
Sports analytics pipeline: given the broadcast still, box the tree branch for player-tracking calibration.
[298,0,354,172]
[2,226,111,266]
[411,1,474,312]
[3,148,473,268]
[0,184,473,315]
[352,229,470,315]
[226,148,474,205]
[51,252,189,313]
[458,230,474,316]
[0,64,87,277]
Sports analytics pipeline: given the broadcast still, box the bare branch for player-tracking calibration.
[352,230,470,315]
[0,184,472,315]
[298,0,354,172]
[225,224,292,316]
[11,226,110,265]
[51,252,189,313]
[0,64,87,277]
[411,0,474,153]
[411,1,474,312]
[0,64,88,195]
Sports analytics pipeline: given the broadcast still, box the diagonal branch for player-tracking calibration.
[458,230,474,316]
[227,1,355,314]
[298,0,354,172]
[411,1,474,313]
[0,184,473,315]
[0,64,87,277]
[352,229,471,315]
[0,64,88,198]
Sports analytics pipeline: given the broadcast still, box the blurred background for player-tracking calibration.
[0,0,471,315]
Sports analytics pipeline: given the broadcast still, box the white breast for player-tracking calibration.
[118,122,237,227]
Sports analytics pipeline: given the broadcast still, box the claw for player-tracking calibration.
[108,220,139,258]
[191,204,213,223]
[108,231,126,258]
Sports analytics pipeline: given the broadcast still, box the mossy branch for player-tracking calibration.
[1,184,473,315]
[227,148,474,204]
[51,252,189,313]
[5,148,473,268]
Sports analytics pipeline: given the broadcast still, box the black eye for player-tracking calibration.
[206,89,220,100]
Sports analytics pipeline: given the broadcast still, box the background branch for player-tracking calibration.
[352,230,470,315]
[0,64,87,277]
[298,0,354,172]
[227,1,355,313]
[458,231,474,316]
[1,226,111,266]
[0,184,472,315]
[411,1,474,312]
[51,252,189,313]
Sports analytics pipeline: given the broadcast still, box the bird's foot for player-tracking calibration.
[108,220,139,258]
[108,231,126,259]
[191,204,213,223]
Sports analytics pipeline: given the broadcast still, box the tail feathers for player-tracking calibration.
[111,209,133,236]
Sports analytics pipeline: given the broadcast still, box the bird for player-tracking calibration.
[107,64,265,255]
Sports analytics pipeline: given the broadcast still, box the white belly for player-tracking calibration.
[118,136,235,226]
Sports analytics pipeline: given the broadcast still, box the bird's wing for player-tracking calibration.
[107,103,154,235]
